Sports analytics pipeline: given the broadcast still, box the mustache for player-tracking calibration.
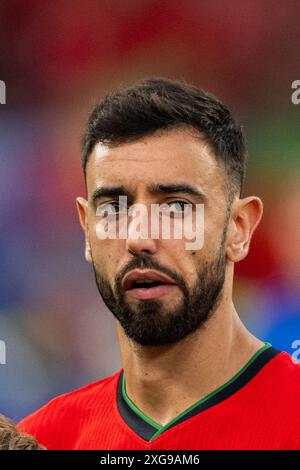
[115,254,186,291]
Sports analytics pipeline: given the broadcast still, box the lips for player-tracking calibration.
[123,269,176,290]
[122,269,177,300]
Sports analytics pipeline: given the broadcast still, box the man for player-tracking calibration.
[18,78,300,449]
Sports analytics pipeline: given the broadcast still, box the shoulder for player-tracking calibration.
[235,349,300,420]
[263,351,300,448]
[17,369,122,449]
[257,349,300,398]
[266,350,300,385]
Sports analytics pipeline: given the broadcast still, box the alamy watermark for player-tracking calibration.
[291,339,300,364]
[0,340,6,365]
[291,80,300,105]
[95,197,204,250]
[0,81,6,359]
[0,80,6,104]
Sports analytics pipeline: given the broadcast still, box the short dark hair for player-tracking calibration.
[81,78,247,196]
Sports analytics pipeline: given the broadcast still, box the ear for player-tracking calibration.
[76,197,92,263]
[226,196,263,263]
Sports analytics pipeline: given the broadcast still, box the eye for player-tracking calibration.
[166,200,190,212]
[96,201,127,217]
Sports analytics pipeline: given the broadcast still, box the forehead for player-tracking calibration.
[86,128,225,194]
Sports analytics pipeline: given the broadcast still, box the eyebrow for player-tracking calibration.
[91,182,207,205]
[147,183,207,201]
[91,186,129,205]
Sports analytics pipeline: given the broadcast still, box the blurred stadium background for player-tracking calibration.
[0,0,299,421]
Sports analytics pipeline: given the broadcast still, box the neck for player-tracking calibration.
[117,293,264,426]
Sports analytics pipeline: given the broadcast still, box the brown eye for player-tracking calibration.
[96,202,127,217]
[168,201,188,212]
[161,201,189,213]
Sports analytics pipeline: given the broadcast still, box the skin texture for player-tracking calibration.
[76,127,264,426]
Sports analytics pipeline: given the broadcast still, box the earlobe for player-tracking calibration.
[226,196,263,263]
[76,197,88,231]
[76,197,92,263]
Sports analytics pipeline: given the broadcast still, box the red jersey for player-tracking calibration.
[17,344,300,449]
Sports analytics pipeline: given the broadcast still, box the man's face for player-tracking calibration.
[79,128,231,346]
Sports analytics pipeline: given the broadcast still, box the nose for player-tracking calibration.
[125,203,158,255]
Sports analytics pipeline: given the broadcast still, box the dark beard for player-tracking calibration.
[91,234,227,347]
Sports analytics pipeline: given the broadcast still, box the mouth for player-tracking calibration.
[122,269,178,300]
